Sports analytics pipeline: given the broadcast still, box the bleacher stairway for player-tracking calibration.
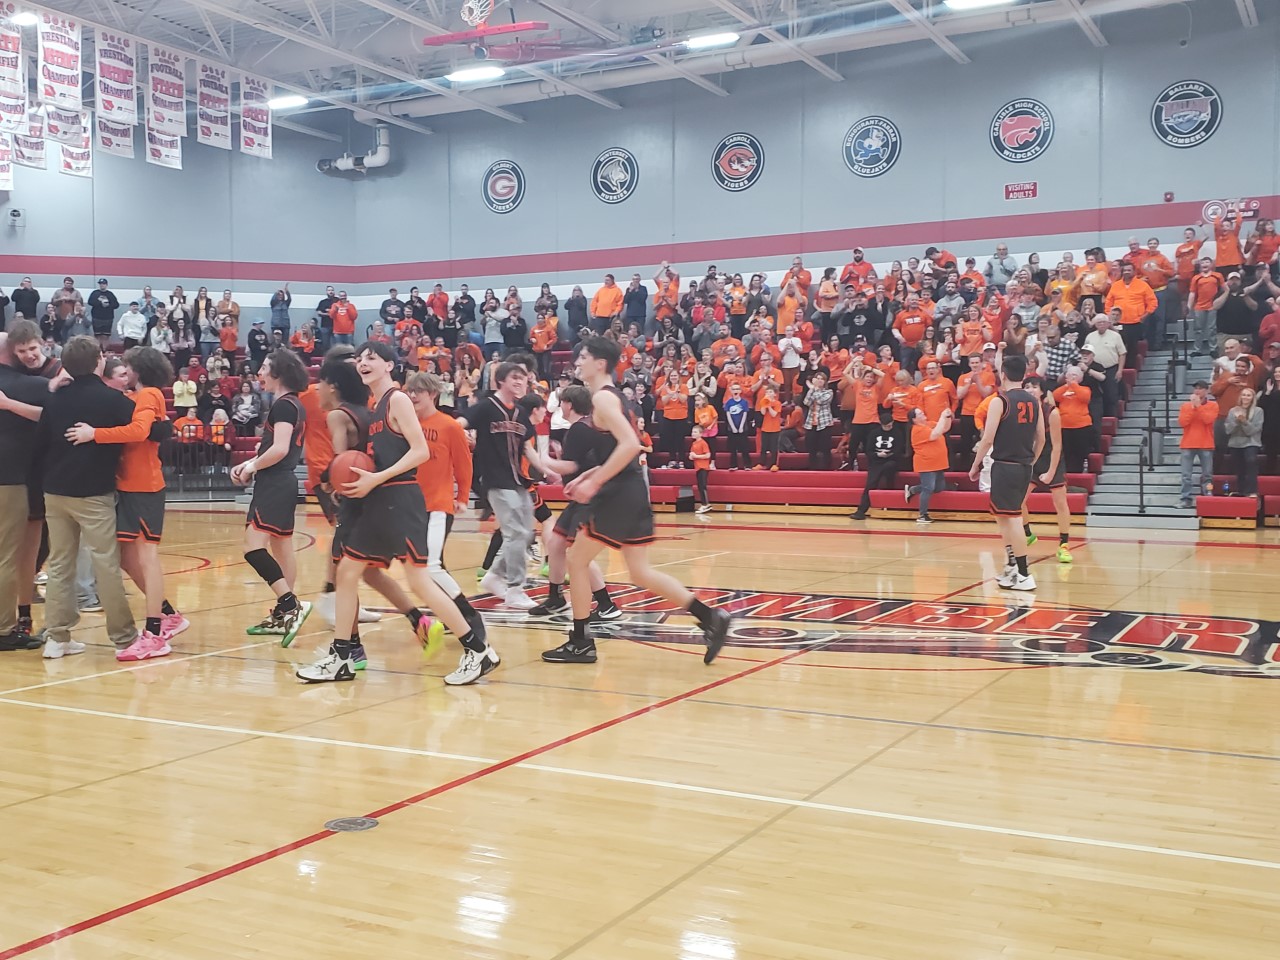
[1087,345,1215,530]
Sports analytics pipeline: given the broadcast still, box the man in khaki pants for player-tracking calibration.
[32,338,137,658]
[0,333,53,650]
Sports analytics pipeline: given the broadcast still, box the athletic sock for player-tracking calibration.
[350,632,360,644]
[322,581,335,594]
[1059,533,1069,545]
[548,582,564,601]
[274,591,300,614]
[18,604,30,621]
[405,606,425,628]
[453,593,478,619]
[1023,523,1033,537]
[458,629,485,653]
[483,531,503,570]
[333,638,358,658]
[688,597,714,627]
[571,618,591,644]
[591,586,612,607]
[1015,556,1029,577]
[145,616,162,635]
[1005,546,1015,566]
[161,599,176,616]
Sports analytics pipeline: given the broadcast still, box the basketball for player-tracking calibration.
[330,450,375,495]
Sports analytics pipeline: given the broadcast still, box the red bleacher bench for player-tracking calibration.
[869,489,1086,516]
[540,483,680,505]
[1196,495,1258,527]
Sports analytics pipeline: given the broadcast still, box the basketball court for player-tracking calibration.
[1,506,1275,959]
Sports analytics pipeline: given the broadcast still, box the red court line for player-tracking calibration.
[0,644,814,959]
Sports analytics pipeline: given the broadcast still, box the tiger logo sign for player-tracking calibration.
[990,99,1054,163]
[711,132,764,192]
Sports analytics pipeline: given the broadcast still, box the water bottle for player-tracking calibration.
[1205,480,1214,496]
[1221,481,1231,496]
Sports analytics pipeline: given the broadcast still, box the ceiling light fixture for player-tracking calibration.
[683,32,740,50]
[942,0,1015,11]
[445,65,506,83]
[266,94,309,110]
[10,11,39,26]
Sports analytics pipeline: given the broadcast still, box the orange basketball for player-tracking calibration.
[330,449,376,495]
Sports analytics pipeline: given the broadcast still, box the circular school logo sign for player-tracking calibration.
[1150,80,1222,148]
[590,147,639,204]
[482,159,525,213]
[711,132,764,192]
[842,116,902,178]
[990,98,1054,163]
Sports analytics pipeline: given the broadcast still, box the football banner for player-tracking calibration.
[0,2,23,103]
[146,125,181,170]
[96,115,134,158]
[45,105,85,145]
[238,73,271,159]
[37,12,81,110]
[196,61,231,150]
[59,115,91,178]
[0,131,12,190]
[12,117,44,168]
[95,31,137,125]
[147,43,186,136]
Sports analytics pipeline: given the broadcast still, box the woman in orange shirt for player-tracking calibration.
[1074,252,1111,314]
[1212,210,1244,275]
[957,304,992,358]
[904,406,952,524]
[814,267,840,336]
[1246,218,1280,276]
[1052,367,1094,473]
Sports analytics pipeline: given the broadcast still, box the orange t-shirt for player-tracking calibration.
[918,377,957,421]
[893,310,928,346]
[95,386,166,493]
[1138,252,1175,290]
[591,285,624,317]
[1213,216,1243,266]
[912,422,949,473]
[219,326,238,352]
[1052,384,1093,429]
[173,415,205,442]
[298,385,332,488]
[1175,241,1202,282]
[689,438,712,472]
[694,404,718,431]
[957,319,988,357]
[416,411,473,514]
[659,380,689,421]
[883,384,922,423]
[1189,272,1225,311]
[959,370,996,416]
[1249,234,1280,267]
[974,392,996,432]
[758,396,782,432]
[653,279,680,320]
[530,321,557,353]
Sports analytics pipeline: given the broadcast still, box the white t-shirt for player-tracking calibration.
[778,336,804,369]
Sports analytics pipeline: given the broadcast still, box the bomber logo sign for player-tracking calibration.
[1151,80,1222,148]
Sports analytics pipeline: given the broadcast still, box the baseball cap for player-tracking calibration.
[252,318,264,324]
[982,342,997,351]
[1080,345,1095,353]
[852,246,864,253]
[1227,271,1241,279]
[1193,380,1209,388]
[1269,341,1280,348]
[98,278,108,284]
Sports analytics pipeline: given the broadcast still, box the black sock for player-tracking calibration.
[274,591,299,614]
[1005,546,1015,566]
[1023,523,1033,537]
[548,582,563,601]
[1059,533,1069,545]
[458,629,485,653]
[161,599,176,616]
[334,637,358,656]
[1016,556,1029,576]
[571,618,592,644]
[405,606,425,627]
[453,593,477,619]
[350,632,360,644]
[18,604,30,620]
[483,531,503,570]
[145,616,162,635]
[322,582,335,594]
[688,597,714,626]
[592,587,612,608]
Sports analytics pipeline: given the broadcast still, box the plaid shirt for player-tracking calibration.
[1044,340,1081,380]
[803,386,834,431]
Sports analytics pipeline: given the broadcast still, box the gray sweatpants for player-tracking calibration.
[487,487,534,590]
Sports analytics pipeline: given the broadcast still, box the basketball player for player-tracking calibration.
[522,384,621,620]
[297,342,494,686]
[233,349,313,646]
[969,354,1044,591]
[65,346,188,661]
[1020,377,1073,563]
[544,336,731,664]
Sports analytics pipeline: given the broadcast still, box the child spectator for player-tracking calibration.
[802,369,835,470]
[172,367,197,417]
[756,385,782,471]
[723,382,752,470]
[219,317,238,356]
[530,310,557,382]
[689,424,712,514]
[207,409,236,469]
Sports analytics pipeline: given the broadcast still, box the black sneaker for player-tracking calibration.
[702,609,732,665]
[541,639,598,663]
[0,631,41,651]
[528,594,569,617]
[850,511,868,520]
[590,602,623,622]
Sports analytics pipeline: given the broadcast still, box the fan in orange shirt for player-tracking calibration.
[756,384,783,471]
[652,263,681,321]
[1246,218,1280,269]
[883,370,922,425]
[904,406,953,523]
[1212,208,1244,272]
[840,247,878,287]
[918,361,958,421]
[530,312,558,382]
[784,258,813,299]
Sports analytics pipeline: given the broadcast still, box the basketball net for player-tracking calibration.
[460,0,494,28]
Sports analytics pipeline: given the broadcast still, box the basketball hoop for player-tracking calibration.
[460,0,494,28]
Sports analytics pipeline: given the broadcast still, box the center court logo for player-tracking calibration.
[711,132,764,192]
[482,159,525,213]
[843,116,901,178]
[990,98,1054,163]
[590,147,639,204]
[1151,80,1222,148]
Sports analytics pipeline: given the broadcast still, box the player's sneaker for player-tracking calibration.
[42,638,86,659]
[246,601,312,647]
[904,484,916,503]
[479,645,501,677]
[350,642,368,670]
[416,615,445,659]
[34,572,47,586]
[116,631,172,662]
[475,567,487,582]
[297,651,356,683]
[5,620,42,649]
[444,646,498,685]
[1056,545,1073,563]
[542,638,598,663]
[357,606,382,623]
[160,612,190,638]
[1010,573,1037,591]
[702,608,732,665]
[0,631,40,651]
[591,601,623,621]
[528,593,569,617]
[502,589,538,611]
[1026,531,1038,546]
[996,568,1018,589]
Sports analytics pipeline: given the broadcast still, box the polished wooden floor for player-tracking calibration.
[1,505,1277,959]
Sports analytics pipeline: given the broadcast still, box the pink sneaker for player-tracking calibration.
[161,613,190,638]
[116,631,173,662]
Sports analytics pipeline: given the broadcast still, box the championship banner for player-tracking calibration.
[45,105,85,145]
[95,31,137,125]
[0,67,23,133]
[147,43,186,136]
[0,132,13,190]
[96,115,133,158]
[12,119,44,169]
[146,124,181,169]
[37,12,81,110]
[196,61,231,150]
[238,73,271,159]
[59,116,91,178]
[0,3,23,102]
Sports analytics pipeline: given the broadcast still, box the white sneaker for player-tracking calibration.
[43,638,86,659]
[444,648,485,686]
[357,606,383,623]
[996,569,1018,589]
[315,591,336,626]
[1010,574,1038,591]
[480,570,509,600]
[296,651,356,683]
[502,589,538,611]
[34,572,48,586]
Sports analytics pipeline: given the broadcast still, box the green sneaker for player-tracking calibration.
[246,610,284,636]
[1056,544,1073,564]
[416,615,446,659]
[475,567,487,582]
[1025,531,1038,546]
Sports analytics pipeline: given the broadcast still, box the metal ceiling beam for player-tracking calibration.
[885,0,969,64]
[1233,0,1259,27]
[304,0,332,40]
[195,8,231,61]
[1060,0,1107,46]
[706,0,843,81]
[273,118,342,142]
[350,0,621,109]
[176,0,524,123]
[643,53,730,96]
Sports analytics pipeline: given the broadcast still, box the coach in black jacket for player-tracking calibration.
[32,337,137,656]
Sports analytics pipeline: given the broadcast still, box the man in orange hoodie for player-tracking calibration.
[1103,261,1157,367]
[1178,380,1218,507]
[589,275,624,331]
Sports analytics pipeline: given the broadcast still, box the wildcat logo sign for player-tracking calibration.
[472,584,1280,679]
[990,98,1053,163]
[591,147,638,204]
[1151,80,1222,148]
[712,132,764,192]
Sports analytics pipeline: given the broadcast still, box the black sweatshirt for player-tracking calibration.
[33,375,134,497]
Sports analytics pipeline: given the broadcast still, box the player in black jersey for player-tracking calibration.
[1020,377,1073,565]
[969,354,1045,592]
[234,349,313,646]
[297,341,494,685]
[542,336,732,665]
